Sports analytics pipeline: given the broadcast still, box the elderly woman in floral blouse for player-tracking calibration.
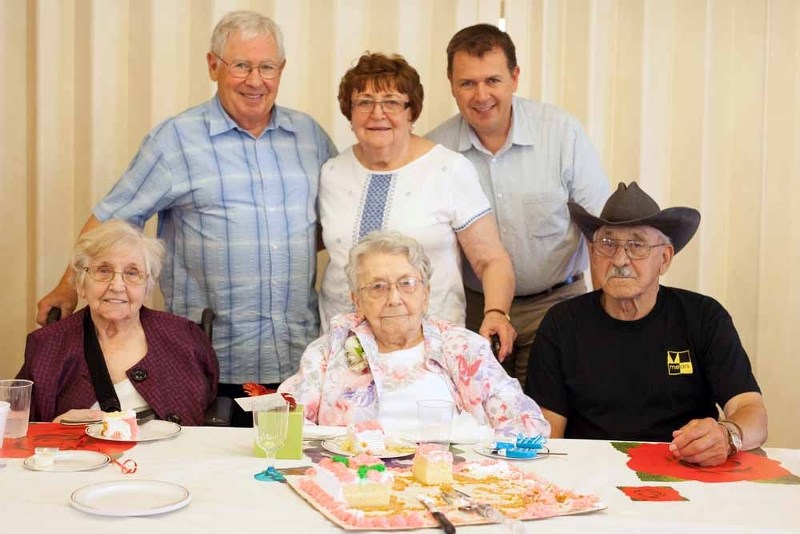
[279,232,549,438]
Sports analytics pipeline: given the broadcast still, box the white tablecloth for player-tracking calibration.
[2,426,799,533]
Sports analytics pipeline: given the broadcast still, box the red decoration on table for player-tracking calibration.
[242,383,297,409]
[617,486,688,501]
[615,442,795,483]
[0,423,136,459]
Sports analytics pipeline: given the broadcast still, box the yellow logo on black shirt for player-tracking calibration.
[667,351,693,375]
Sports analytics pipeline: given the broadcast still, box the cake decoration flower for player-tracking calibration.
[344,335,369,374]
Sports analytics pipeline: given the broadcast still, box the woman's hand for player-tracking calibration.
[54,409,104,424]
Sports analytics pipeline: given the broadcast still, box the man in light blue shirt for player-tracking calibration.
[36,11,336,418]
[427,24,609,384]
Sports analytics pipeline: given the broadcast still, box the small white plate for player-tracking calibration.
[70,480,191,517]
[321,437,417,459]
[24,450,110,472]
[303,425,347,441]
[473,446,548,461]
[85,420,181,442]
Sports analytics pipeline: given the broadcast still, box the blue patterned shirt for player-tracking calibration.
[94,96,337,383]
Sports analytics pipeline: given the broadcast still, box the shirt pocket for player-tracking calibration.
[522,191,569,238]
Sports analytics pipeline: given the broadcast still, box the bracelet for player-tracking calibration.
[719,419,743,438]
[484,308,511,322]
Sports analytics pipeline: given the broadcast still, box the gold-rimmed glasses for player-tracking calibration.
[213,53,284,80]
[84,265,147,285]
[358,277,422,299]
[591,238,667,260]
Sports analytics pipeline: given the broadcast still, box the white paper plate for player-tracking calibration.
[24,450,110,472]
[85,420,181,442]
[70,480,191,517]
[473,446,548,461]
[321,437,417,459]
[303,425,347,441]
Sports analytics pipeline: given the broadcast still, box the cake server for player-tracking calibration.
[418,494,456,534]
[442,488,524,533]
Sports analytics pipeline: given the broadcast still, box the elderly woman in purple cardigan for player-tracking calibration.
[18,220,218,425]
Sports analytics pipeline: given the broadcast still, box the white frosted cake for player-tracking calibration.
[100,409,139,440]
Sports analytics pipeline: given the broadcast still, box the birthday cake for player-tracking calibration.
[292,456,603,530]
[100,409,138,440]
[412,443,453,485]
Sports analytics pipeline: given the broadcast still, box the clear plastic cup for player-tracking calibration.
[417,399,454,449]
[0,380,33,439]
[0,401,10,448]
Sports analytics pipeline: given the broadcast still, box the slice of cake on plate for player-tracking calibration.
[100,409,139,440]
[344,420,387,456]
[412,443,453,485]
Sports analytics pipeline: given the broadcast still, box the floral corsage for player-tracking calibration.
[344,334,369,374]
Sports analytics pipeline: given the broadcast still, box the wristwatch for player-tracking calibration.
[718,420,743,456]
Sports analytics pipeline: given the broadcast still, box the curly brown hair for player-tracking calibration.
[338,52,424,121]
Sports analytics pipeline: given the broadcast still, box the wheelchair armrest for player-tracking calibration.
[204,396,233,427]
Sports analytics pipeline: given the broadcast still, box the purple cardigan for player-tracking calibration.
[18,307,219,426]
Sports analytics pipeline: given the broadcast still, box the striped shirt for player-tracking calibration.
[94,96,337,383]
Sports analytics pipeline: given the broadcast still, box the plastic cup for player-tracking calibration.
[0,379,33,439]
[0,401,9,448]
[417,399,454,449]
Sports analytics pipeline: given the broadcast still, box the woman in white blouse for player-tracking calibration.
[319,52,516,358]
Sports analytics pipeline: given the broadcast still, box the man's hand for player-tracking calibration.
[669,417,730,466]
[479,313,517,362]
[36,283,78,326]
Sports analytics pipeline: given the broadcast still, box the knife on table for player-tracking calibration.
[418,494,456,534]
[61,407,156,426]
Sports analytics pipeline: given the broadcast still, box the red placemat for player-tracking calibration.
[612,442,800,484]
[0,422,135,459]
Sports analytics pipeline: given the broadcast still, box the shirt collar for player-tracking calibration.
[207,94,296,138]
[454,95,537,154]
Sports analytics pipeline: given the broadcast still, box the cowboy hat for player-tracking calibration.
[568,182,701,254]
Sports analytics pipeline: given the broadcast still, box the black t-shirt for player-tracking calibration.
[525,286,760,442]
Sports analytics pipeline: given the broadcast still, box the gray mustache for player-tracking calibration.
[607,266,635,278]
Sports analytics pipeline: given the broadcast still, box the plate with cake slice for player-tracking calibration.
[86,418,181,442]
[321,436,417,459]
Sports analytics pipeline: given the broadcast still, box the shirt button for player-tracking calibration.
[271,244,278,250]
[131,368,148,382]
[166,413,182,424]
[491,158,497,164]
[501,227,507,234]
[497,193,503,199]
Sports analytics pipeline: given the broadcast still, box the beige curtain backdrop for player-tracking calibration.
[1,0,797,447]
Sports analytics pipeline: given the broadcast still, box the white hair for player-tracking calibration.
[210,10,285,60]
[71,220,165,294]
[345,232,432,291]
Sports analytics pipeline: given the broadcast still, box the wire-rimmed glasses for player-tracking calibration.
[253,401,289,482]
[352,99,411,114]
[591,238,667,260]
[213,54,284,80]
[83,265,147,285]
[358,277,422,299]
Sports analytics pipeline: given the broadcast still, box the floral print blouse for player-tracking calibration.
[278,313,550,438]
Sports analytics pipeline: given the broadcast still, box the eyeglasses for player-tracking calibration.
[592,238,667,260]
[213,54,284,80]
[358,277,422,299]
[84,265,147,285]
[352,99,411,114]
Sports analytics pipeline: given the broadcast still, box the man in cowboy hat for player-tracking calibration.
[525,182,767,466]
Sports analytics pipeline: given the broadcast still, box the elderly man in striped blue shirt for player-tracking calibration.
[36,11,336,425]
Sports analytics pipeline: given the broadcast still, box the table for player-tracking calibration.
[2,425,799,533]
